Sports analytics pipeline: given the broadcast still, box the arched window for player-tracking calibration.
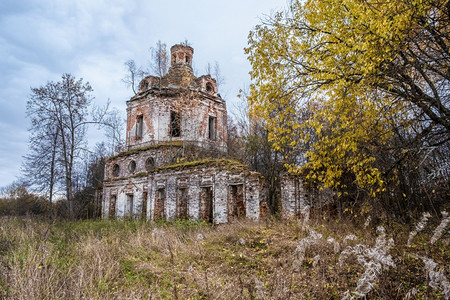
[206,82,214,93]
[113,164,120,177]
[185,55,191,64]
[145,157,155,171]
[128,160,136,173]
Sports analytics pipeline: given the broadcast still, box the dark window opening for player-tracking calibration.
[199,186,213,223]
[176,188,188,219]
[141,191,148,220]
[206,82,214,93]
[136,115,143,139]
[109,195,117,219]
[127,194,134,217]
[129,160,136,173]
[140,80,149,91]
[228,184,245,222]
[112,164,120,177]
[170,111,181,137]
[208,116,216,140]
[154,188,166,221]
[145,157,155,171]
[185,55,190,64]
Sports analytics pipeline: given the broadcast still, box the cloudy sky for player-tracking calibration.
[0,0,287,188]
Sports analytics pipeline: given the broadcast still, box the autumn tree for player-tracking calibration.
[246,0,449,217]
[24,74,108,217]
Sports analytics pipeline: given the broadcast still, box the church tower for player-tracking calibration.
[124,43,227,156]
[102,44,264,224]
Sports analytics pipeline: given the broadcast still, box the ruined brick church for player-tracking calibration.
[101,44,308,223]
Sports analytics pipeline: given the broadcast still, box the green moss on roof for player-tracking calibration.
[152,158,252,173]
[131,172,148,178]
[106,171,149,182]
[107,142,183,161]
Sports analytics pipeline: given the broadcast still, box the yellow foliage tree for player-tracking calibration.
[246,0,449,197]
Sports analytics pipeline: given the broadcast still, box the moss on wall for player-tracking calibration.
[107,142,184,161]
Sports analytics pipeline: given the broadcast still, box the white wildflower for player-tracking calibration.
[312,254,320,268]
[151,228,165,241]
[343,234,357,244]
[293,228,322,270]
[196,233,205,241]
[340,226,395,299]
[341,290,353,300]
[254,278,265,299]
[327,237,340,254]
[364,216,372,228]
[403,288,418,300]
[420,256,450,299]
[431,211,449,244]
[407,212,432,246]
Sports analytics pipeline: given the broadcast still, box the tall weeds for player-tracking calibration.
[0,214,448,299]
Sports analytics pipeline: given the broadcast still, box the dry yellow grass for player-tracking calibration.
[0,215,448,299]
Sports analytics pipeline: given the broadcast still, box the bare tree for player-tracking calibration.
[71,142,108,219]
[103,107,125,154]
[150,40,169,78]
[24,73,106,218]
[122,59,146,95]
[22,124,62,204]
[213,61,225,91]
[205,61,225,91]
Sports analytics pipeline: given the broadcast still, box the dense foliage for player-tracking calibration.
[246,0,449,218]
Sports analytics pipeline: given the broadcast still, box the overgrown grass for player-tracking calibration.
[0,215,448,299]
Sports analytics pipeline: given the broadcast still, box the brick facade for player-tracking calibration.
[102,44,265,224]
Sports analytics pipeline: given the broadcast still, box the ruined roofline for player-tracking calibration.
[129,85,224,103]
[107,140,228,162]
[150,158,264,179]
[104,158,263,183]
[136,44,220,97]
[107,141,184,162]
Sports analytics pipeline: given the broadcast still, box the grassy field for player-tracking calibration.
[0,215,448,299]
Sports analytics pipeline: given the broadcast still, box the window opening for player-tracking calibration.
[206,82,214,93]
[208,116,216,140]
[199,186,213,223]
[145,157,155,171]
[170,111,181,137]
[113,164,120,177]
[154,188,166,220]
[129,160,136,174]
[176,188,188,219]
[136,115,143,139]
[141,191,148,220]
[228,184,245,221]
[127,194,134,217]
[109,195,117,219]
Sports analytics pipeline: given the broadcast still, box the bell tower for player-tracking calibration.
[170,44,194,71]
